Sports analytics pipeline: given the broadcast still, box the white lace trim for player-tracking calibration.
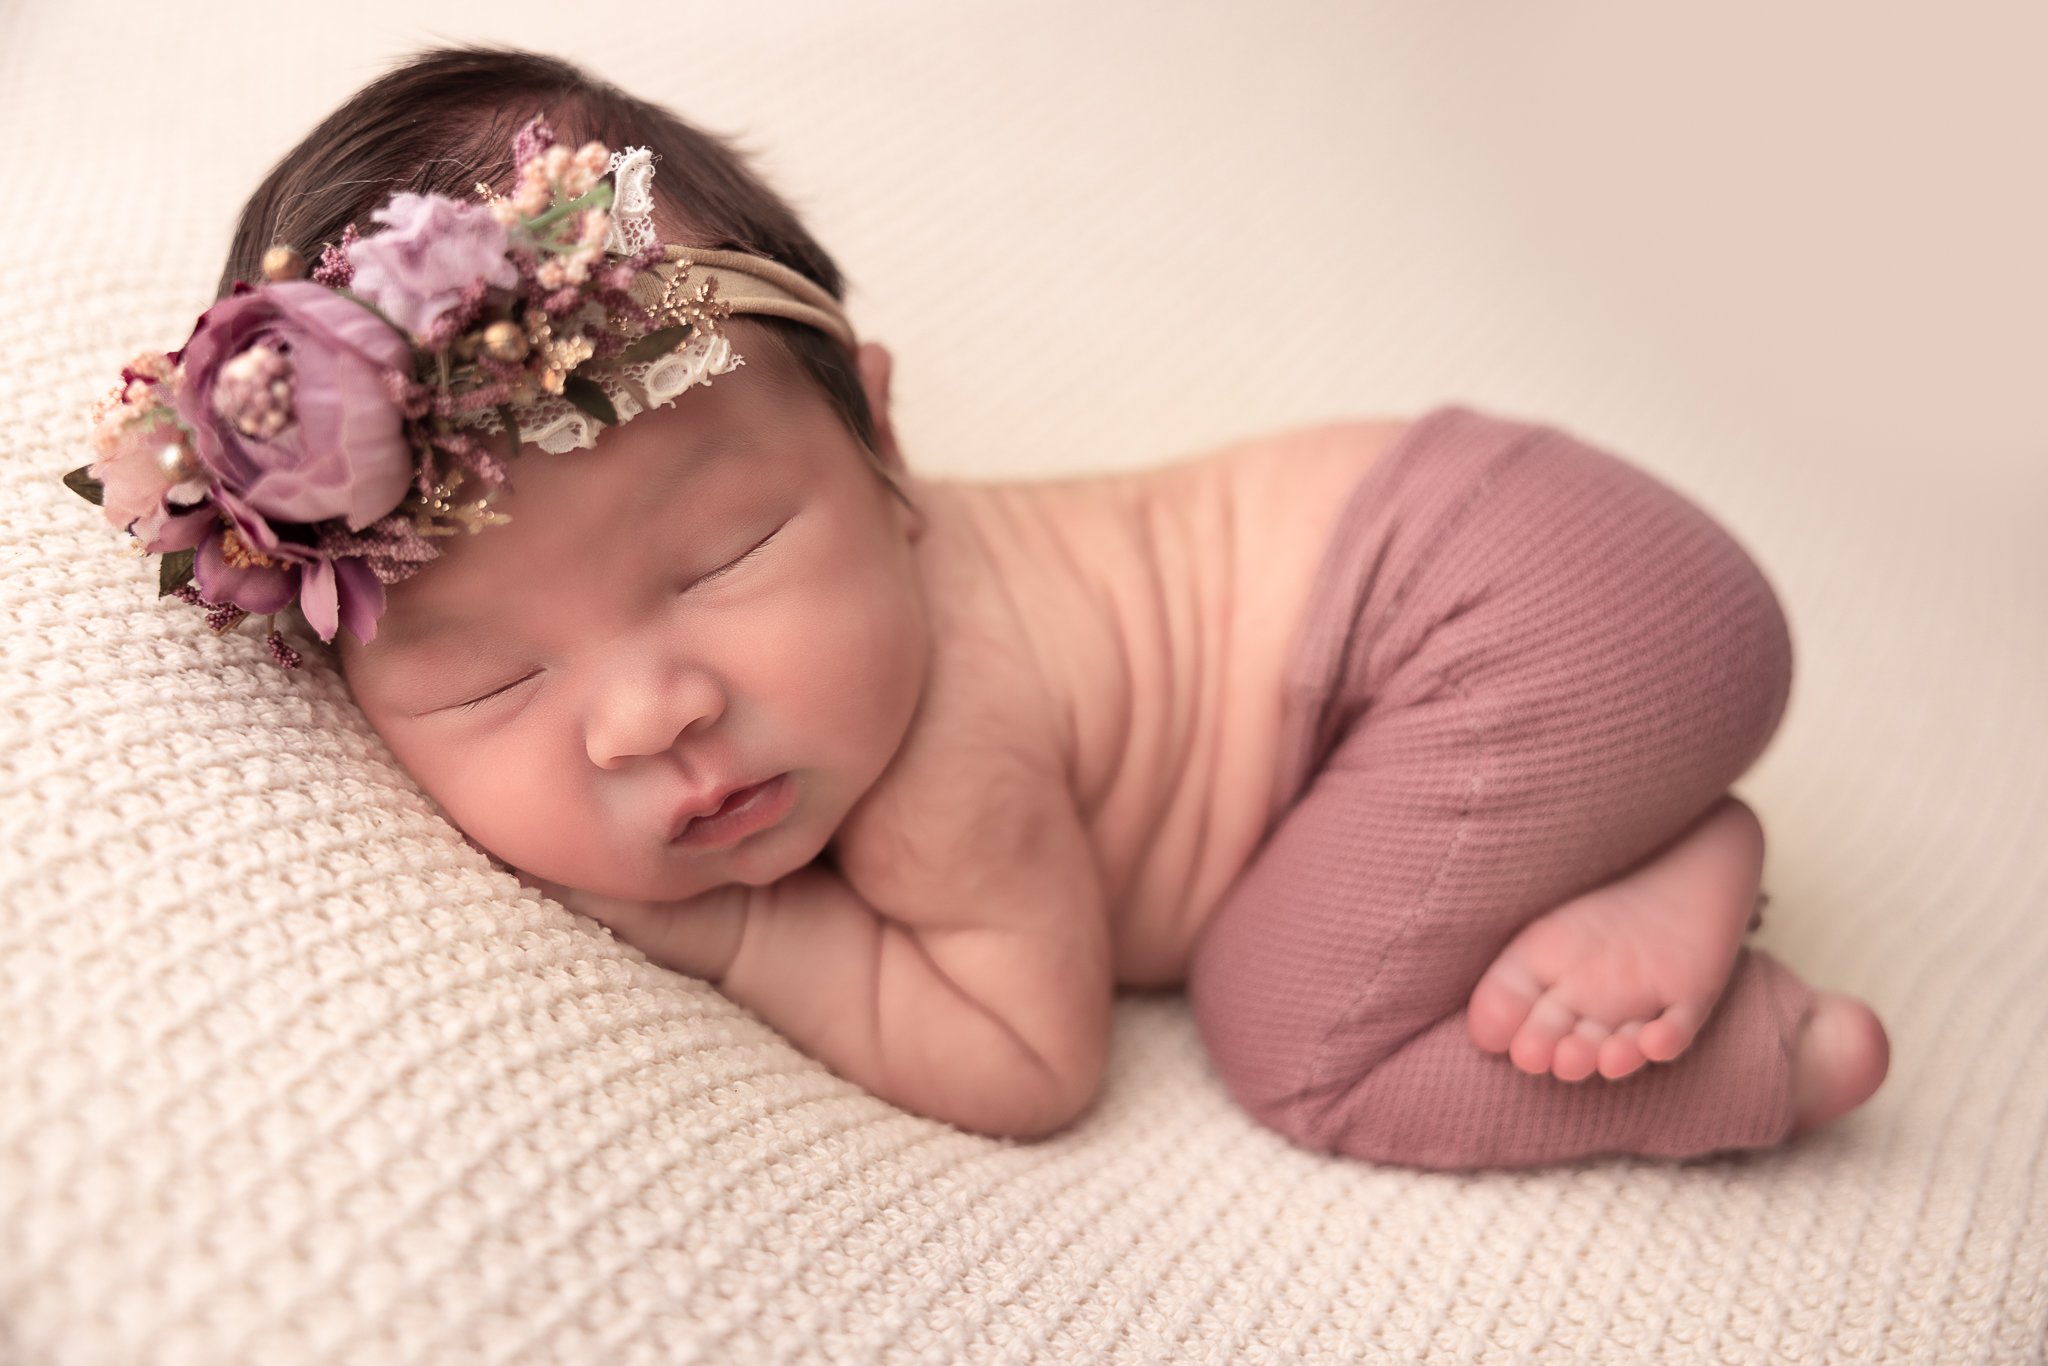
[454,148,741,455]
[455,330,741,453]
[605,147,659,257]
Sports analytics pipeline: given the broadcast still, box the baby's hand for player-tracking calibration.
[528,876,748,982]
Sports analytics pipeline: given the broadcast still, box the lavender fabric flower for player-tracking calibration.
[188,509,387,644]
[301,555,386,644]
[194,525,299,616]
[174,282,414,532]
[347,194,518,339]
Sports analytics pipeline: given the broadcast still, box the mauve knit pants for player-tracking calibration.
[1188,407,1812,1168]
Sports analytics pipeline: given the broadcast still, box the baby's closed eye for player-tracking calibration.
[452,669,544,713]
[681,520,786,594]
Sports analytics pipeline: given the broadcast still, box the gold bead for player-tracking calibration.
[261,246,307,282]
[157,442,201,483]
[482,320,530,363]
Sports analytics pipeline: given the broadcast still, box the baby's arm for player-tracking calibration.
[728,813,1111,1138]
[554,768,1113,1139]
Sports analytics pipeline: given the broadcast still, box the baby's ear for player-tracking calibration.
[856,342,906,475]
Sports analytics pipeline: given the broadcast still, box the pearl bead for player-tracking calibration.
[482,320,530,363]
[157,443,201,483]
[261,245,307,282]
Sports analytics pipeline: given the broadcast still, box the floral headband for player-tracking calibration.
[64,117,852,668]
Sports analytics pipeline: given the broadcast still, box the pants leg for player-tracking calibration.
[1188,408,1807,1168]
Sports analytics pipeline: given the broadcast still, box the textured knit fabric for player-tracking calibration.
[1191,408,1811,1167]
[8,7,2048,1362]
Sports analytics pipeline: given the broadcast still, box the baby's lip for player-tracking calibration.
[668,773,793,850]
[667,776,752,836]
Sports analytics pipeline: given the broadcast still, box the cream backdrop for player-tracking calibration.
[2,3,2044,1363]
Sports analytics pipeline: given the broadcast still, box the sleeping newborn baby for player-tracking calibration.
[80,47,1886,1168]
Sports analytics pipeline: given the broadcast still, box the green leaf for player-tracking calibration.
[561,376,619,427]
[524,182,615,240]
[158,548,195,597]
[497,404,523,461]
[62,464,105,506]
[334,288,409,339]
[615,324,692,364]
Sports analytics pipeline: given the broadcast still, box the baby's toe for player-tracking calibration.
[1637,1003,1707,1062]
[1507,994,1578,1075]
[1552,1024,1606,1082]
[1552,1042,1598,1082]
[1468,963,1540,1054]
[1597,1029,1649,1079]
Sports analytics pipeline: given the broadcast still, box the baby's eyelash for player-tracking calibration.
[455,670,541,714]
[689,522,785,589]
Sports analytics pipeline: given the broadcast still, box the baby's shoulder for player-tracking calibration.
[1197,420,1409,520]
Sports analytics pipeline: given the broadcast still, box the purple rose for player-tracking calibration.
[174,282,415,532]
[346,193,518,339]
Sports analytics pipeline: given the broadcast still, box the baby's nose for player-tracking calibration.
[584,665,725,769]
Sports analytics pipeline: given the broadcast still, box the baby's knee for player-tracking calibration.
[1193,1022,1507,1170]
[1191,955,1343,1147]
[1189,971,1418,1160]
[1190,1018,1349,1156]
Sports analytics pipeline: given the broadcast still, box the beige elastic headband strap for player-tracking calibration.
[659,245,857,351]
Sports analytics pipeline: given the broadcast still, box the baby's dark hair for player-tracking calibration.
[221,46,875,451]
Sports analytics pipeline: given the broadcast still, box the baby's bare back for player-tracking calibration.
[835,421,1402,988]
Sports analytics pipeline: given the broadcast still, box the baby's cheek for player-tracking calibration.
[801,584,923,758]
[414,731,607,884]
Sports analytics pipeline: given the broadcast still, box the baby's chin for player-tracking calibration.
[523,832,830,904]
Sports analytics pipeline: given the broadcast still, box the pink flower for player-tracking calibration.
[346,193,518,339]
[91,409,191,536]
[173,281,415,532]
[512,117,556,174]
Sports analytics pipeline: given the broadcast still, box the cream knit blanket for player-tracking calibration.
[4,4,2044,1362]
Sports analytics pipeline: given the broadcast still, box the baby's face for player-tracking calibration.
[341,327,928,900]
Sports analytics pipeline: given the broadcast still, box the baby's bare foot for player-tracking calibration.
[1789,992,1889,1134]
[1468,797,1763,1081]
